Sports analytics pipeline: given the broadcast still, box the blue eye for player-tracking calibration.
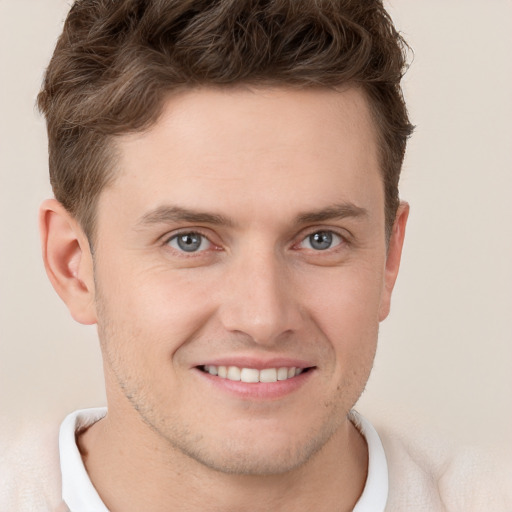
[300,231,342,251]
[168,232,210,253]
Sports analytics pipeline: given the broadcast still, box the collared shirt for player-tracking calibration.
[59,408,388,512]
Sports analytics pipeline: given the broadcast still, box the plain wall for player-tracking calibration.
[1,1,511,453]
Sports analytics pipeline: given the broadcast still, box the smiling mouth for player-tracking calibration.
[199,365,313,383]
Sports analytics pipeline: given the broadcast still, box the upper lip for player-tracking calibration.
[194,356,315,370]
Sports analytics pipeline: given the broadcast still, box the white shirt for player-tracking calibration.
[59,408,388,512]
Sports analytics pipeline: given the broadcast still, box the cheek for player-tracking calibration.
[95,262,219,353]
[303,264,385,337]
[299,264,384,383]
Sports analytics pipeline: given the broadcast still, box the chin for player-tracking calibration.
[179,444,314,476]
[166,420,343,476]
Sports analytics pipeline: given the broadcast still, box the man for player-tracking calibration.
[2,1,510,511]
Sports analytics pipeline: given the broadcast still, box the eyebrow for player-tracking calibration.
[136,202,367,229]
[137,205,234,227]
[294,203,368,224]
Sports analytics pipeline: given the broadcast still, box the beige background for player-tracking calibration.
[1,1,511,453]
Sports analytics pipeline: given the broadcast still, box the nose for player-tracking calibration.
[217,248,302,345]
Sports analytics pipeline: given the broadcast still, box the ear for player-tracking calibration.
[39,199,97,325]
[378,201,409,321]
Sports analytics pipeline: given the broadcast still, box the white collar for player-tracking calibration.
[60,408,388,511]
[59,407,109,512]
[350,410,389,512]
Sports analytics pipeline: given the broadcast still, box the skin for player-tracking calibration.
[40,86,408,512]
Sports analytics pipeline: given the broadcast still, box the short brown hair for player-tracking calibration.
[38,0,413,240]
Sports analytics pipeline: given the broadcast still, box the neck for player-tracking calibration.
[78,406,368,512]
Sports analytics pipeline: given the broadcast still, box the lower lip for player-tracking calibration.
[193,368,314,401]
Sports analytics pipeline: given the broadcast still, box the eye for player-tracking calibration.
[167,232,211,253]
[299,230,343,251]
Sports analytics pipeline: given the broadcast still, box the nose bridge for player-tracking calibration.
[219,244,299,344]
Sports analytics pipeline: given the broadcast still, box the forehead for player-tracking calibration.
[101,86,382,227]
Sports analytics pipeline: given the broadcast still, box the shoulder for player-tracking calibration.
[0,415,68,512]
[377,421,512,512]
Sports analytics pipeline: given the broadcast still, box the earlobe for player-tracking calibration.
[378,201,409,321]
[39,199,97,325]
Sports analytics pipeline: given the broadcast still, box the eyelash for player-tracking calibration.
[164,230,217,255]
[296,230,345,252]
[163,228,348,256]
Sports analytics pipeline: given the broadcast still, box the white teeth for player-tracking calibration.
[240,368,260,383]
[227,366,241,381]
[260,368,277,383]
[203,365,307,383]
[277,367,289,381]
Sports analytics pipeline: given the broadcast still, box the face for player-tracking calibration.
[89,86,403,475]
